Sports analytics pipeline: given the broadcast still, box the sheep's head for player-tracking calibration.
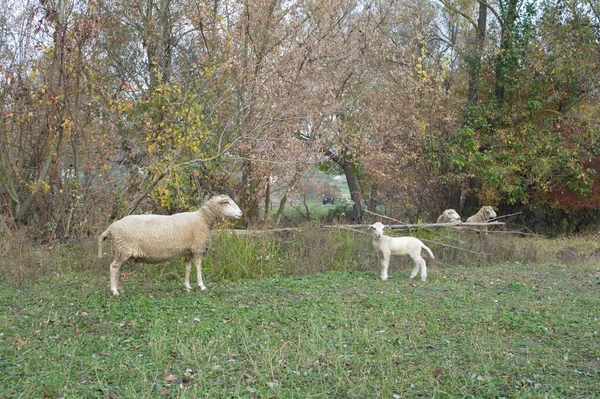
[442,209,461,222]
[481,206,497,220]
[368,222,389,239]
[211,194,243,219]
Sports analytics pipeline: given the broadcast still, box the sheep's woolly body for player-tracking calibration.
[436,209,461,224]
[466,206,497,223]
[108,212,209,262]
[98,194,242,296]
[369,222,434,282]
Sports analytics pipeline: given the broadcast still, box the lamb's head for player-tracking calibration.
[368,222,389,239]
[208,194,243,219]
[480,206,497,221]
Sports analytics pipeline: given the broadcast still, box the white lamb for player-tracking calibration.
[466,206,497,223]
[368,222,434,282]
[436,209,461,224]
[98,194,243,296]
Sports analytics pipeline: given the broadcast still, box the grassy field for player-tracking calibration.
[1,231,600,398]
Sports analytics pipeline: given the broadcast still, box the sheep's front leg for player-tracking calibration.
[379,250,391,281]
[109,260,123,296]
[194,254,206,291]
[184,257,194,292]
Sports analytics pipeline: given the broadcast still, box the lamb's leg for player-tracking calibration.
[109,260,123,296]
[380,251,390,281]
[194,254,206,291]
[420,258,428,281]
[409,256,427,281]
[184,257,192,292]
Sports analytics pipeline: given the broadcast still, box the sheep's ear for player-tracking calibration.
[384,224,391,229]
[367,225,374,230]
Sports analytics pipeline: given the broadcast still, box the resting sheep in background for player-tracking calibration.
[368,222,434,282]
[466,206,497,223]
[436,209,461,224]
[98,194,243,296]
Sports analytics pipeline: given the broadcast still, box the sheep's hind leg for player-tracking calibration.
[109,260,123,296]
[410,256,427,282]
[194,254,206,291]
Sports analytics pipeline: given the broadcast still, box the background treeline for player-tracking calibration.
[1,0,600,240]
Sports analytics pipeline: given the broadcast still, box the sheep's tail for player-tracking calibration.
[421,243,434,259]
[98,227,111,259]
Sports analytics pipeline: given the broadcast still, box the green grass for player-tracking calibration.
[1,244,599,398]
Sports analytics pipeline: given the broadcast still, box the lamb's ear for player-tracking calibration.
[384,224,391,229]
[367,224,374,230]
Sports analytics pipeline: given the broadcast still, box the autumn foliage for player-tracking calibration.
[1,0,599,238]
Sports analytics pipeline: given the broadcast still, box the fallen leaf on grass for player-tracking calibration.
[165,375,181,384]
[243,371,254,381]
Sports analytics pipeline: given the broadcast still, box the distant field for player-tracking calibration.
[1,234,599,398]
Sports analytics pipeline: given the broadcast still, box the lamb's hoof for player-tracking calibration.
[185,286,192,292]
[380,275,388,281]
[111,289,120,297]
[199,285,207,291]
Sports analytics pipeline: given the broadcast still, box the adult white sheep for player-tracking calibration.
[368,222,434,282]
[98,194,243,296]
[436,209,461,224]
[466,206,497,223]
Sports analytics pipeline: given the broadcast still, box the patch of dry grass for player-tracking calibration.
[0,229,51,286]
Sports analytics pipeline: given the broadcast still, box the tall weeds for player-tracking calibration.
[0,229,50,286]
[2,226,599,287]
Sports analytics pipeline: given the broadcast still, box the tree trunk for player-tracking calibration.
[338,158,362,222]
[327,148,362,222]
[274,192,289,226]
[467,1,487,105]
[241,160,260,224]
[495,0,518,107]
[145,0,172,91]
[263,177,271,223]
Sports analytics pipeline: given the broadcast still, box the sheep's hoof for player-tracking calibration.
[199,285,207,291]
[185,286,192,292]
[380,275,388,281]
[111,289,120,297]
